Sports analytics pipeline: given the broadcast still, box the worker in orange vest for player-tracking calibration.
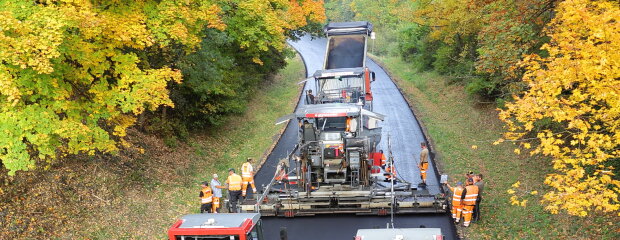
[462,178,479,227]
[419,142,429,184]
[383,162,397,182]
[377,150,387,169]
[345,117,358,133]
[241,158,257,197]
[446,181,465,223]
[199,181,213,213]
[226,168,243,213]
[369,150,386,174]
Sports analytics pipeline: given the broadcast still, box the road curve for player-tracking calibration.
[253,35,458,240]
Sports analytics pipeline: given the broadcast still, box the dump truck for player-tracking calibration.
[310,21,376,110]
[168,213,264,240]
[323,21,373,70]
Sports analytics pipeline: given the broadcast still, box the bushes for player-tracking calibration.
[145,29,292,138]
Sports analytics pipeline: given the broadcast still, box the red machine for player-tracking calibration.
[168,213,264,240]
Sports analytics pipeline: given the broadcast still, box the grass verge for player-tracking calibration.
[0,52,305,239]
[373,55,620,239]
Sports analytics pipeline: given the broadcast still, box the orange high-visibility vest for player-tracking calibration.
[201,186,213,203]
[346,117,351,132]
[227,174,242,190]
[463,185,479,206]
[451,186,465,206]
[242,162,253,178]
[385,165,396,179]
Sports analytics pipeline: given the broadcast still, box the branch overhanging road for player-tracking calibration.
[252,35,458,240]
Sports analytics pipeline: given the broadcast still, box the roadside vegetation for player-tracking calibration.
[374,56,619,238]
[0,53,305,239]
[1,1,322,238]
[326,0,620,238]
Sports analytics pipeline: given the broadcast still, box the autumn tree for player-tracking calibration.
[0,0,225,175]
[499,0,620,216]
[172,0,326,126]
[473,0,555,97]
[0,0,326,176]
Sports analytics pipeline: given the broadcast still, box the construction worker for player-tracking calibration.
[345,117,357,133]
[274,159,289,182]
[199,181,213,213]
[446,181,465,223]
[369,150,386,173]
[419,142,429,184]
[211,174,223,213]
[462,178,479,227]
[473,174,485,221]
[241,158,257,197]
[306,90,315,104]
[225,168,243,213]
[378,150,387,169]
[465,171,475,180]
[383,162,397,182]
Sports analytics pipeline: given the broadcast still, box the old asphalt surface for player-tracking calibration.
[251,36,458,239]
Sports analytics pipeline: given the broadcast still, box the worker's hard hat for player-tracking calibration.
[213,174,218,178]
[456,181,463,186]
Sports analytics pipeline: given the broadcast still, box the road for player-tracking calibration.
[253,35,457,239]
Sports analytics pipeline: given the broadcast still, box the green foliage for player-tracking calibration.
[325,0,355,22]
[0,0,325,176]
[0,0,215,175]
[173,29,290,127]
[397,24,441,72]
[325,0,415,56]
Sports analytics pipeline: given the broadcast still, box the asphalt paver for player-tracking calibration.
[252,35,457,240]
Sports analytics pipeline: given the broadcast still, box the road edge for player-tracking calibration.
[255,45,308,172]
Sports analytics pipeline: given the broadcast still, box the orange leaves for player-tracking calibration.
[499,0,620,216]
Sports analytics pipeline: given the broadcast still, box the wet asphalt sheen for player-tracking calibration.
[250,36,458,240]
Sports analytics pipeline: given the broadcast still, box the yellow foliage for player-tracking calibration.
[410,0,486,43]
[499,0,620,216]
[0,0,222,175]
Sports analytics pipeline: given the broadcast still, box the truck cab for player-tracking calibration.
[311,68,376,108]
[168,213,264,240]
[355,228,444,240]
